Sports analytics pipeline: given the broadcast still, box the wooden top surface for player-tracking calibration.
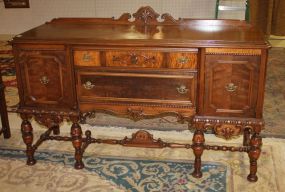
[12,6,269,48]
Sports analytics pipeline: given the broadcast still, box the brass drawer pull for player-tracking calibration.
[225,83,237,92]
[177,57,189,64]
[82,53,92,62]
[83,81,95,90]
[176,85,188,94]
[39,76,49,85]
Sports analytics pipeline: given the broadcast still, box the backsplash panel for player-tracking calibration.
[0,0,244,35]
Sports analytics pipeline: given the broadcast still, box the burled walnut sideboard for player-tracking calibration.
[11,6,269,182]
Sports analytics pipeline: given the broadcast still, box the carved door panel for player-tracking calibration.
[17,50,75,109]
[204,55,260,117]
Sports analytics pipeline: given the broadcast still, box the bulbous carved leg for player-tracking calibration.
[21,119,36,165]
[71,122,84,169]
[192,129,205,178]
[247,133,262,182]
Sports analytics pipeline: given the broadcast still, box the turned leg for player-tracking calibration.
[52,125,60,135]
[21,119,36,165]
[192,129,205,178]
[243,127,251,146]
[247,133,262,182]
[71,122,84,169]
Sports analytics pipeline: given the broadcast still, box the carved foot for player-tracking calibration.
[27,158,37,166]
[192,169,203,178]
[71,121,84,169]
[247,172,258,182]
[74,161,84,169]
[191,129,205,178]
[21,118,36,166]
[247,133,262,182]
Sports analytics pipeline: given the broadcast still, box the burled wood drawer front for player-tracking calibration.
[74,51,100,66]
[105,51,164,68]
[77,72,195,105]
[17,50,75,109]
[168,52,197,69]
[204,55,260,117]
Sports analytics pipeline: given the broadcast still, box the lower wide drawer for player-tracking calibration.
[77,72,196,105]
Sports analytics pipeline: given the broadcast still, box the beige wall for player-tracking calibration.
[0,0,222,35]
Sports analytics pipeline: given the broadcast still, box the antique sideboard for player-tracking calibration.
[11,6,269,182]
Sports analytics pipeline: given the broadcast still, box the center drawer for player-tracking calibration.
[73,49,197,69]
[105,51,164,68]
[77,72,196,105]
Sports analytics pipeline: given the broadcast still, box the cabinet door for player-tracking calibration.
[204,55,260,117]
[17,50,75,109]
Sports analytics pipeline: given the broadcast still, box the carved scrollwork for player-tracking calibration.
[79,109,193,125]
[133,6,160,24]
[80,111,96,124]
[193,116,264,135]
[214,124,243,140]
[127,108,145,121]
[49,6,182,26]
[116,6,181,25]
[161,13,181,24]
[18,108,79,129]
[17,108,79,117]
[121,130,166,148]
[34,114,64,128]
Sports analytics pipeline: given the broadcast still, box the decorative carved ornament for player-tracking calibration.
[18,108,79,128]
[193,116,264,139]
[34,114,64,128]
[193,116,264,127]
[79,109,193,124]
[115,6,181,25]
[214,124,242,140]
[132,6,160,24]
[121,130,166,148]
[17,108,79,117]
[126,108,145,121]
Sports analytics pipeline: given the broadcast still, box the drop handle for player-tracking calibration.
[176,85,189,94]
[83,81,95,90]
[225,83,238,92]
[39,76,49,85]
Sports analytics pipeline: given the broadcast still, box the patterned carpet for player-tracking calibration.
[263,48,285,137]
[1,41,285,137]
[0,147,228,192]
[0,126,284,192]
